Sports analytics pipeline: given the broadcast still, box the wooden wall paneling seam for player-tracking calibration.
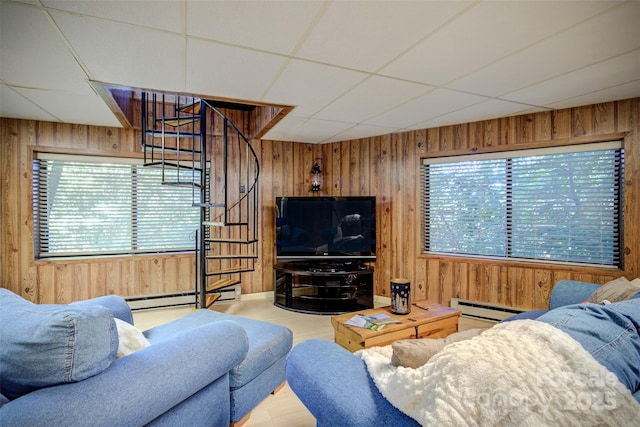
[1,120,22,297]
[367,137,382,293]
[20,122,38,301]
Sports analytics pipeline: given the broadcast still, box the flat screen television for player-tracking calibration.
[275,196,376,261]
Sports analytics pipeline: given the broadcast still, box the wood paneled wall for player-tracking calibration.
[247,98,640,310]
[2,98,638,308]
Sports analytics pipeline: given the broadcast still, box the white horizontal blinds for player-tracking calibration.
[508,149,623,265]
[33,155,199,257]
[420,142,623,267]
[34,160,133,256]
[424,159,508,257]
[133,168,200,251]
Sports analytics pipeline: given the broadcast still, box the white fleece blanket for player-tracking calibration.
[358,320,640,426]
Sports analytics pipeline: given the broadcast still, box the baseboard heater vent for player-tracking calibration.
[126,286,240,311]
[450,298,527,323]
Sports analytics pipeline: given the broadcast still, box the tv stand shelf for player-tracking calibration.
[274,261,374,314]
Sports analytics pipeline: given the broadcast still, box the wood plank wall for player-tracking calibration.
[248,98,640,310]
[2,98,638,308]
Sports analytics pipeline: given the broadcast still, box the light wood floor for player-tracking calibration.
[133,298,495,427]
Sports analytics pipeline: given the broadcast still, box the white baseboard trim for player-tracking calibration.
[240,291,274,301]
[374,295,391,306]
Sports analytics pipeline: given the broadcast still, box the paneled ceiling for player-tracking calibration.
[1,0,639,143]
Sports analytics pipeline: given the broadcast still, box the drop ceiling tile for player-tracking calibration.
[0,3,91,93]
[381,0,618,86]
[450,2,640,97]
[14,86,122,127]
[546,80,640,110]
[262,115,309,141]
[265,116,354,144]
[0,84,58,122]
[186,39,287,102]
[364,88,487,129]
[263,59,368,117]
[323,123,399,144]
[296,0,471,72]
[43,0,183,33]
[51,11,185,92]
[314,76,431,123]
[411,99,534,130]
[503,50,640,106]
[187,1,326,55]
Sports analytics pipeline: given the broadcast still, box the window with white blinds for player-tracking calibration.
[420,142,624,267]
[33,154,201,258]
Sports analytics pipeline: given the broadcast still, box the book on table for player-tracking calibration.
[344,313,401,331]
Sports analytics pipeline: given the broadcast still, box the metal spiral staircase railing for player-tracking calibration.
[141,92,259,309]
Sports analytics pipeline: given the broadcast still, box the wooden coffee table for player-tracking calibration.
[331,300,461,352]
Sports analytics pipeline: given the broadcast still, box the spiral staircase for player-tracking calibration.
[141,92,259,308]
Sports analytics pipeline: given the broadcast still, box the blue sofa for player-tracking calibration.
[0,289,292,426]
[286,280,640,426]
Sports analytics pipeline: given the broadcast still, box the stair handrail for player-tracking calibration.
[200,99,260,189]
[198,99,260,222]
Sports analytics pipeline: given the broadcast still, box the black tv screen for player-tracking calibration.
[275,196,376,260]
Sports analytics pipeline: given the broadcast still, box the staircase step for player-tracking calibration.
[144,161,203,172]
[205,238,258,244]
[145,130,201,139]
[193,203,226,208]
[205,293,221,308]
[161,181,204,189]
[202,222,250,227]
[205,266,255,276]
[177,100,201,115]
[207,278,241,292]
[157,116,200,127]
[143,143,201,154]
[205,254,258,260]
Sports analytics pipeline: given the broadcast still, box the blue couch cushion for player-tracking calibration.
[143,309,292,389]
[501,309,548,322]
[223,316,292,390]
[0,289,117,400]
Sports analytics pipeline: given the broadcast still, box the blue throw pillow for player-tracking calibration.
[0,289,117,400]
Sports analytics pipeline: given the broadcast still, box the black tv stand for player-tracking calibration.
[274,260,374,315]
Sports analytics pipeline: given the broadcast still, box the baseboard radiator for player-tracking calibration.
[450,298,527,323]
[126,286,240,311]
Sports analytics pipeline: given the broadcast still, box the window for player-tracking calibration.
[420,142,624,267]
[33,154,201,258]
